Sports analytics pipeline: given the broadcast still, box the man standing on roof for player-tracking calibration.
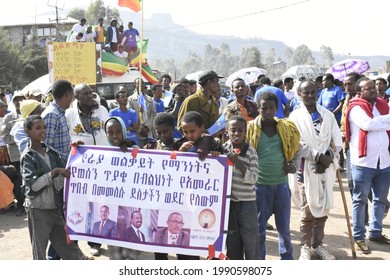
[106,19,119,52]
[70,18,86,42]
[95,18,106,49]
[121,22,140,55]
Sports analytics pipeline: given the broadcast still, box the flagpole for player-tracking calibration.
[138,0,144,95]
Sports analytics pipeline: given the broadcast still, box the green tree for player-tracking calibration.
[20,40,48,82]
[265,48,282,80]
[320,45,334,68]
[181,52,202,77]
[152,58,180,81]
[106,7,121,25]
[68,0,121,26]
[284,47,294,67]
[220,43,230,55]
[67,8,86,22]
[265,48,276,68]
[202,44,220,71]
[238,47,265,69]
[212,43,238,77]
[0,28,23,88]
[291,44,316,66]
[85,0,106,24]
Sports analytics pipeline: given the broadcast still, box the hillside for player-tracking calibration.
[119,13,389,71]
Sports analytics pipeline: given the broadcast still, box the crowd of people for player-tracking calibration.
[68,18,140,63]
[0,67,390,260]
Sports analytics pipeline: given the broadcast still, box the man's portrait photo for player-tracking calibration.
[91,205,117,238]
[154,211,191,246]
[122,210,146,242]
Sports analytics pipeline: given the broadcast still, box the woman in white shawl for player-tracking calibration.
[289,80,342,260]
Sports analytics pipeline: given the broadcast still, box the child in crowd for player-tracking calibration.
[21,115,91,260]
[148,112,199,260]
[109,89,140,145]
[222,115,260,260]
[148,112,177,151]
[167,83,187,139]
[174,111,222,161]
[104,116,140,260]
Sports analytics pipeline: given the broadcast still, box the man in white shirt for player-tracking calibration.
[345,77,390,254]
[284,77,295,101]
[70,18,86,42]
[113,45,128,58]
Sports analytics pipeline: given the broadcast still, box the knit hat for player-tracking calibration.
[20,100,41,118]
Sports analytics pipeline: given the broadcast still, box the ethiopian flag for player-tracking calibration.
[101,52,128,76]
[129,39,148,66]
[140,62,158,84]
[118,0,141,12]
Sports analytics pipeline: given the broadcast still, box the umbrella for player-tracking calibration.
[22,74,51,96]
[281,64,324,80]
[327,59,370,81]
[225,67,267,86]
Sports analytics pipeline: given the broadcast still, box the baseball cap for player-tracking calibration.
[198,71,224,84]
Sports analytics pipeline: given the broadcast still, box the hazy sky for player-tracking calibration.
[2,0,389,57]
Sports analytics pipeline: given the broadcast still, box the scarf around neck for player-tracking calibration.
[345,96,390,157]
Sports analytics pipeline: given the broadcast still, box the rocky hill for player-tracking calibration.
[96,11,388,72]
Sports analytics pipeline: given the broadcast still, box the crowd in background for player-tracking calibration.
[1,65,390,260]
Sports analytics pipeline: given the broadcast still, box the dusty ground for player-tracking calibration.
[1,172,390,260]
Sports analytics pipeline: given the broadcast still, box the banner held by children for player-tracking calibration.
[65,145,232,256]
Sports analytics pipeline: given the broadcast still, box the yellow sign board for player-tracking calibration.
[51,42,97,85]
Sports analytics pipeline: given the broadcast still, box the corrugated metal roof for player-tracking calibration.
[0,15,78,27]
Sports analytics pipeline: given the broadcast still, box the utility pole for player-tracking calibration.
[47,1,67,41]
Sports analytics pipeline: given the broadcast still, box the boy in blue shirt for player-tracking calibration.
[109,89,140,144]
[152,84,165,113]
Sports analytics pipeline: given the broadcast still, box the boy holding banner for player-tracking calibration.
[150,112,200,260]
[174,111,222,161]
[223,115,260,259]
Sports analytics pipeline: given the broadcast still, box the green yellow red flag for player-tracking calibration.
[101,52,128,76]
[118,0,142,12]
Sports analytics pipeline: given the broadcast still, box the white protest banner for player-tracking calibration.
[65,145,232,256]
